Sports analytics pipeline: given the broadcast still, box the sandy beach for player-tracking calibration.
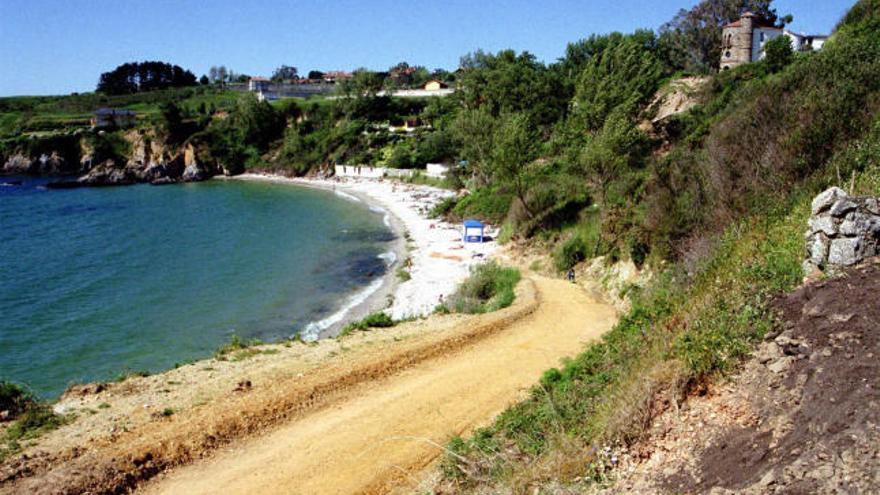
[234,173,499,336]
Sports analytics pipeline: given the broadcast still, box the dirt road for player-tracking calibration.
[139,275,616,495]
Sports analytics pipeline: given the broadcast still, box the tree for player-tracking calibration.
[97,61,197,95]
[456,49,567,129]
[199,74,210,85]
[271,65,299,82]
[491,113,539,217]
[571,32,667,131]
[660,0,792,72]
[307,70,325,80]
[160,102,186,145]
[209,66,229,85]
[764,35,794,72]
[338,69,384,98]
[453,107,496,185]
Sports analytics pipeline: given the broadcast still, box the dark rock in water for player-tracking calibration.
[182,162,210,182]
[150,177,178,186]
[77,159,138,186]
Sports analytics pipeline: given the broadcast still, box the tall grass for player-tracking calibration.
[447,262,521,314]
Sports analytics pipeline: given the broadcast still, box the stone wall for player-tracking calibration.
[804,187,880,274]
[720,15,754,70]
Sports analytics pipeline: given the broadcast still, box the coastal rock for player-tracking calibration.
[182,163,208,182]
[3,154,36,175]
[77,159,138,186]
[34,153,69,175]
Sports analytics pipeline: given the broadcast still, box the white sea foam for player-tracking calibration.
[299,277,385,342]
[378,251,397,266]
[334,190,361,203]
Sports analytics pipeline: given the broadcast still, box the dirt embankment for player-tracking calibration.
[1,274,618,495]
[596,259,880,494]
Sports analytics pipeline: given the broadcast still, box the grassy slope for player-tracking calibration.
[444,153,880,493]
[0,87,240,137]
[441,5,880,491]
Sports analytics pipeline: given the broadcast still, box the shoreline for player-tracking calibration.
[231,172,498,337]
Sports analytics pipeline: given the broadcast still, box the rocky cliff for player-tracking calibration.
[1,129,225,187]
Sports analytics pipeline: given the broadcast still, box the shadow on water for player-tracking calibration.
[331,227,397,243]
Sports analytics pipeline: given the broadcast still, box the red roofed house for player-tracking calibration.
[248,76,270,92]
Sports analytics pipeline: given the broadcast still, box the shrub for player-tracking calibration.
[214,334,262,359]
[448,262,521,314]
[0,381,37,419]
[553,212,602,271]
[339,311,397,337]
[763,35,794,73]
[430,196,457,219]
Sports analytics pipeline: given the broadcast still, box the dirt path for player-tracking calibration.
[139,275,616,495]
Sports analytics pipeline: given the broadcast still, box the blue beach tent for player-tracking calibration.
[462,219,485,243]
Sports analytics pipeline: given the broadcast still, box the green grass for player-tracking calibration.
[339,311,397,337]
[0,87,240,137]
[114,369,150,382]
[213,334,278,362]
[446,262,521,314]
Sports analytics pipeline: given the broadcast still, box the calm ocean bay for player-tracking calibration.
[0,178,393,397]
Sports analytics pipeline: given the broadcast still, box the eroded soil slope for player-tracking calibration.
[601,260,879,494]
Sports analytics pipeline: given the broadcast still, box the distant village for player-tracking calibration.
[89,11,831,129]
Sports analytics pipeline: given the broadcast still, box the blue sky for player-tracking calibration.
[0,0,856,96]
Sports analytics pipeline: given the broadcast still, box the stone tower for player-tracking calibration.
[720,12,756,70]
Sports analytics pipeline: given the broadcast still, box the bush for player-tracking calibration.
[214,334,262,359]
[553,211,602,271]
[0,381,37,419]
[339,311,397,337]
[452,188,513,224]
[448,262,521,314]
[764,35,794,73]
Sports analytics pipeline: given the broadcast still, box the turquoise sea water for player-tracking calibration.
[0,177,393,398]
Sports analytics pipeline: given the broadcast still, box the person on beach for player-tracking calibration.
[567,268,575,283]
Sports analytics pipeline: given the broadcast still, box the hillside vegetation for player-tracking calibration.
[437,1,880,492]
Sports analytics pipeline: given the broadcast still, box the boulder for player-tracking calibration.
[828,238,862,266]
[808,233,829,266]
[829,199,858,217]
[808,216,837,236]
[811,187,847,215]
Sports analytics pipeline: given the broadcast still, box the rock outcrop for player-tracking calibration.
[6,129,225,187]
[803,187,880,274]
[2,154,35,175]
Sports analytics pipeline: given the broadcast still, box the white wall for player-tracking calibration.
[334,165,416,179]
[752,27,787,61]
[426,163,450,178]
